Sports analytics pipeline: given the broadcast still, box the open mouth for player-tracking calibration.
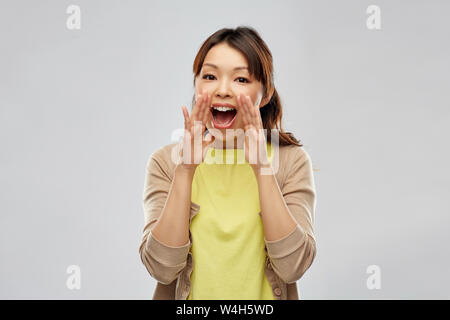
[210,106,238,129]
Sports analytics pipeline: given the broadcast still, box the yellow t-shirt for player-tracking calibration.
[187,142,275,300]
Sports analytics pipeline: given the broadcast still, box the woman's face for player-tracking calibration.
[195,42,266,145]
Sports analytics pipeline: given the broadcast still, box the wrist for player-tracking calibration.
[175,164,197,177]
[251,163,274,177]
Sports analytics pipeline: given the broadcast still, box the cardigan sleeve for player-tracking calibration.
[264,146,317,284]
[138,147,200,285]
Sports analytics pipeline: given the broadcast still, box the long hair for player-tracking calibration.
[191,26,302,147]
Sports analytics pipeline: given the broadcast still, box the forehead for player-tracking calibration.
[202,43,248,71]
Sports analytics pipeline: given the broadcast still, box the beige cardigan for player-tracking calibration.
[139,142,317,299]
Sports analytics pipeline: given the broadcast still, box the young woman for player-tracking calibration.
[139,26,317,300]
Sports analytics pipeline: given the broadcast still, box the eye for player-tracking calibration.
[202,74,250,83]
[202,74,216,80]
[236,77,249,83]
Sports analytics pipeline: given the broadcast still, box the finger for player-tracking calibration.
[191,90,204,121]
[249,97,262,130]
[236,94,242,117]
[246,95,263,128]
[182,105,190,130]
[198,91,208,123]
[194,91,207,136]
[254,104,263,129]
[195,89,204,121]
[246,95,258,127]
[202,93,211,129]
[242,95,253,128]
[250,101,264,141]
[199,91,209,129]
[238,94,249,127]
[197,89,209,123]
[245,95,254,118]
[237,94,246,125]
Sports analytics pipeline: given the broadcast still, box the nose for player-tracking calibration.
[214,78,232,99]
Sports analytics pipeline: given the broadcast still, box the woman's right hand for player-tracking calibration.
[177,89,215,172]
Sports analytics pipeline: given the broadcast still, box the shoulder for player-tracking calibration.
[277,144,311,166]
[150,142,179,162]
[146,142,180,176]
[274,144,313,183]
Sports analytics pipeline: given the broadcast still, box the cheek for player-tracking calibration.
[195,83,213,97]
[242,86,262,105]
[241,93,261,108]
[195,78,208,93]
[195,84,203,95]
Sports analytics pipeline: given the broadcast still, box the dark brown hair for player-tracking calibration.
[191,26,302,147]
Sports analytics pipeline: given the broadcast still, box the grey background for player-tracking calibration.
[1,0,449,299]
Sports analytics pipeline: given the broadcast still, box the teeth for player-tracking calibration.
[212,106,235,112]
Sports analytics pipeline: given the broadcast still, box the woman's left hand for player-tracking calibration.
[237,93,271,172]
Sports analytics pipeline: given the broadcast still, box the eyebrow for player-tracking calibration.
[203,63,248,71]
